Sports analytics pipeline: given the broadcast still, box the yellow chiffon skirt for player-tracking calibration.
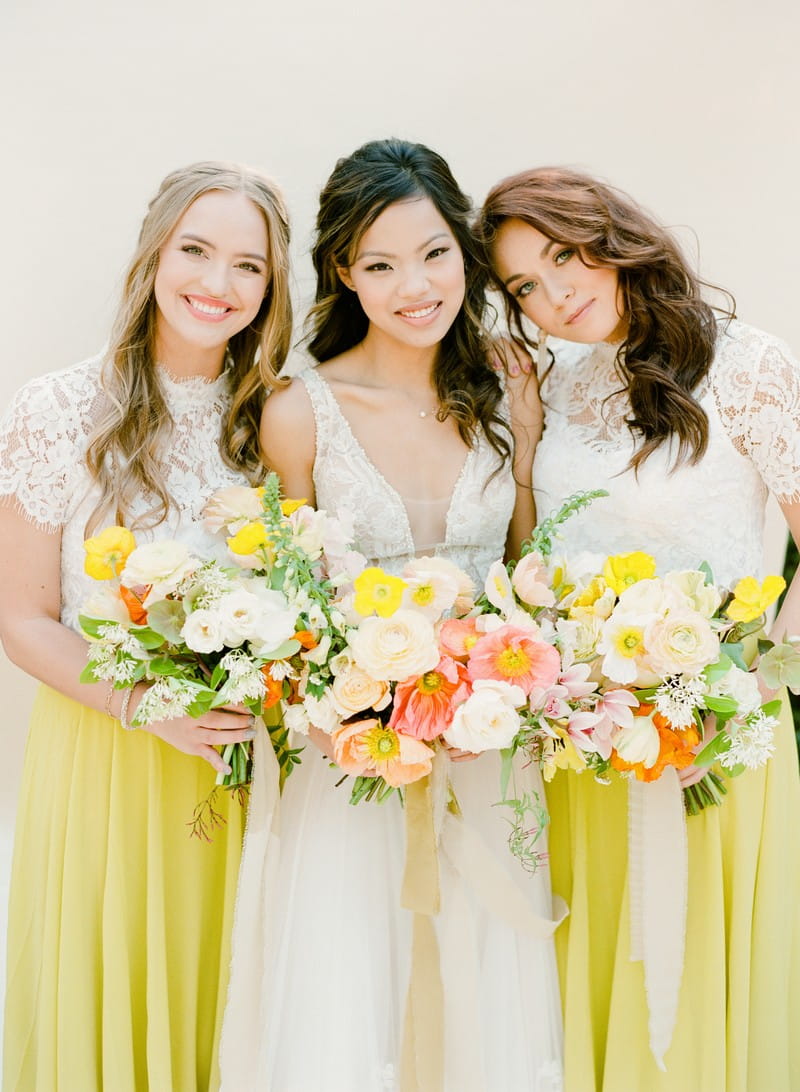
[547,693,800,1091]
[3,686,245,1092]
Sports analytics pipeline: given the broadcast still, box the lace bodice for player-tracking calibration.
[533,320,800,585]
[299,368,516,585]
[0,355,249,630]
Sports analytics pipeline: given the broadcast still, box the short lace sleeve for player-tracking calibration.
[712,323,800,504]
[0,359,102,530]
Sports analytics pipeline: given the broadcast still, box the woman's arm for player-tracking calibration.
[769,500,800,643]
[259,379,318,503]
[0,505,254,773]
[504,366,543,560]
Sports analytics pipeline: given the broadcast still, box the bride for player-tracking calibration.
[220,139,564,1091]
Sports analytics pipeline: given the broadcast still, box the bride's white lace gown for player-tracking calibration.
[534,320,800,1091]
[221,367,564,1092]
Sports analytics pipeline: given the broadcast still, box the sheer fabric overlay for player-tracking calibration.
[220,366,565,1091]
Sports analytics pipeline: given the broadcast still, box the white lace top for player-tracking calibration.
[0,355,248,631]
[299,367,516,585]
[533,320,800,585]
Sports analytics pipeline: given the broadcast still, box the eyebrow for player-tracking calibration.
[180,233,267,264]
[502,239,558,287]
[355,232,451,261]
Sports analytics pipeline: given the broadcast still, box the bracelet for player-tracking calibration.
[119,688,135,732]
[104,683,115,717]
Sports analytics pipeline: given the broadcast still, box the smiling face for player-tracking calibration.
[338,196,466,351]
[491,218,626,344]
[153,188,269,372]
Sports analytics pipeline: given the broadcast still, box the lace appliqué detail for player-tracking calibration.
[533,321,800,585]
[0,356,249,630]
[299,367,515,587]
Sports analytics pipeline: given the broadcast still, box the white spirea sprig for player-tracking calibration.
[133,677,198,725]
[720,710,777,770]
[219,649,267,705]
[653,674,708,728]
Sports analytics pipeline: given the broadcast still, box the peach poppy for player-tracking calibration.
[438,617,480,660]
[388,655,469,741]
[260,669,285,709]
[331,718,434,787]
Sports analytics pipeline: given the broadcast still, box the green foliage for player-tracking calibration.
[780,533,800,758]
[521,489,609,561]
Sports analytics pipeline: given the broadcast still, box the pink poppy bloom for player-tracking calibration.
[389,655,470,741]
[467,624,561,695]
[438,617,480,661]
[331,717,434,787]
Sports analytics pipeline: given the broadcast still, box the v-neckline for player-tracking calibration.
[309,369,476,556]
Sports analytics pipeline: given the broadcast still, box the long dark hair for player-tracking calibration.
[307,138,511,465]
[477,166,734,470]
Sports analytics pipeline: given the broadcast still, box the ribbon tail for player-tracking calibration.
[628,769,688,1071]
[400,775,444,1092]
[219,716,282,1091]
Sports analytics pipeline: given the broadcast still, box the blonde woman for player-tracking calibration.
[0,162,291,1091]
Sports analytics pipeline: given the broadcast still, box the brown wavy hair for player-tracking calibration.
[86,161,292,533]
[306,138,511,466]
[477,166,734,470]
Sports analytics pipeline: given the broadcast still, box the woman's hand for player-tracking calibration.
[678,714,717,788]
[133,687,256,774]
[444,743,480,764]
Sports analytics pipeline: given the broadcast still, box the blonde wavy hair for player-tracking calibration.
[85,161,292,533]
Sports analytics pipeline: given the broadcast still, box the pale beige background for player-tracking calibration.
[1,0,798,1034]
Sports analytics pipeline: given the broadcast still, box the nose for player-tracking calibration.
[396,263,431,299]
[199,258,232,298]
[544,273,574,310]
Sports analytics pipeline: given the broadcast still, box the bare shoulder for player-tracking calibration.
[259,373,316,480]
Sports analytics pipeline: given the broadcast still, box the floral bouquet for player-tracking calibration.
[493,500,797,815]
[79,474,360,837]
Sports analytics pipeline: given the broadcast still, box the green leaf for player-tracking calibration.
[148,656,182,677]
[78,614,118,638]
[694,730,730,766]
[499,747,514,800]
[698,561,715,585]
[703,653,733,683]
[761,698,782,719]
[129,626,168,651]
[720,641,747,671]
[80,663,102,684]
[262,639,301,660]
[703,695,738,715]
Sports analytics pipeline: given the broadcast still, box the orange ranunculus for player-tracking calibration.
[120,584,150,625]
[293,630,318,650]
[260,669,285,709]
[610,702,700,783]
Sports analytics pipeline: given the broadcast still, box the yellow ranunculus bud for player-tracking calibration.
[280,497,307,516]
[227,521,270,556]
[726,574,786,624]
[353,567,407,618]
[83,526,136,580]
[603,551,657,595]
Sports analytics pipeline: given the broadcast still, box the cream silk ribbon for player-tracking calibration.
[400,752,567,1092]
[627,767,688,1071]
[219,720,281,1092]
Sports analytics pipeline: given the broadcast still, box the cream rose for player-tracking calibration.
[331,661,391,716]
[122,540,199,599]
[348,610,439,682]
[644,609,719,677]
[283,702,311,737]
[181,608,226,654]
[443,679,525,753]
[709,665,762,716]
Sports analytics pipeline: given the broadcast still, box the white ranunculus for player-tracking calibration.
[348,610,439,682]
[709,665,762,716]
[512,552,555,608]
[332,661,391,715]
[304,690,341,734]
[613,711,661,768]
[283,702,311,737]
[122,540,199,599]
[644,609,719,677]
[663,571,722,618]
[616,577,675,616]
[556,615,603,662]
[443,679,525,753]
[181,608,226,653]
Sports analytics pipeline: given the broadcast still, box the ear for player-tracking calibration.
[336,265,356,292]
